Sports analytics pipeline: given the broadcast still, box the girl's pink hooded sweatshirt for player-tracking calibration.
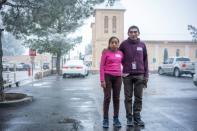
[100,50,123,82]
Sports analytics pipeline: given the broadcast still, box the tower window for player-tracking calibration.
[195,49,197,58]
[104,16,108,33]
[112,16,116,33]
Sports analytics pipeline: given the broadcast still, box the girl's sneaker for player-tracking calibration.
[103,118,109,128]
[113,117,121,128]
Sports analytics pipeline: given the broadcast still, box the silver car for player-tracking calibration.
[158,57,195,77]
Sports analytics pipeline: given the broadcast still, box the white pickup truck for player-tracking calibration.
[158,57,195,77]
[193,61,197,87]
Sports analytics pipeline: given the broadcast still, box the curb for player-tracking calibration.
[0,93,33,106]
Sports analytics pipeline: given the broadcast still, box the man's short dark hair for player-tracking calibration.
[128,25,140,34]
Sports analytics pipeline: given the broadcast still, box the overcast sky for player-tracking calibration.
[72,0,197,55]
[122,0,197,40]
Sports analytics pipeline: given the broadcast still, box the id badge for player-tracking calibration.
[132,61,137,70]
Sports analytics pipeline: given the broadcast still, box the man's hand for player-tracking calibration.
[101,81,106,88]
[143,78,148,88]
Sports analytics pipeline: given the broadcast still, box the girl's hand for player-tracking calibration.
[101,81,106,88]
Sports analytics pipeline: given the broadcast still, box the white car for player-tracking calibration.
[62,60,89,78]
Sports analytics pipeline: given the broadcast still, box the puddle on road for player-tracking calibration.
[80,120,94,131]
[63,87,93,91]
[6,117,33,125]
[32,82,51,88]
[34,86,51,88]
[63,89,76,91]
[74,105,96,113]
[70,98,82,101]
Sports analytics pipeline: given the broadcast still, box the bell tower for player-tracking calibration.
[91,0,125,70]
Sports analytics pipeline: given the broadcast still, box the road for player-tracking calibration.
[0,73,197,131]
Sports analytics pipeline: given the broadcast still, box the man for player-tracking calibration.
[119,25,148,126]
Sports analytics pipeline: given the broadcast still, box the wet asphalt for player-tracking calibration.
[0,73,197,131]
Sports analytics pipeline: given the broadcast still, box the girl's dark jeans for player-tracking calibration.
[103,73,122,118]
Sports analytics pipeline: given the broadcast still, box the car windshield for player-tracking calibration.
[66,60,84,66]
[176,58,190,61]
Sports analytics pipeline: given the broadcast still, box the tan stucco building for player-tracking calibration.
[145,40,197,70]
[91,2,197,71]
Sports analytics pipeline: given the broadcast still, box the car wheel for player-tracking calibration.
[81,75,85,78]
[158,68,164,75]
[191,73,194,78]
[194,81,197,87]
[63,74,67,78]
[85,71,89,76]
[174,68,180,77]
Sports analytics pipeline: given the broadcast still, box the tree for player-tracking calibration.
[85,43,92,55]
[1,0,116,74]
[2,32,24,56]
[0,28,4,101]
[188,25,197,42]
[0,0,117,100]
[25,36,82,74]
[0,0,7,101]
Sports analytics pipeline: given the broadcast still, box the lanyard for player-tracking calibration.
[131,44,138,62]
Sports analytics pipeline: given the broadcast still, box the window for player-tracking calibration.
[152,58,156,63]
[176,49,180,57]
[176,58,190,61]
[169,58,174,64]
[163,48,168,62]
[196,49,197,58]
[104,16,108,33]
[112,16,116,33]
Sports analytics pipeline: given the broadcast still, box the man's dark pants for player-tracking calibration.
[123,74,145,119]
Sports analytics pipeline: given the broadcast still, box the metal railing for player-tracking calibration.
[3,70,19,88]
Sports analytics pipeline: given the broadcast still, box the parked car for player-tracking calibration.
[43,63,50,70]
[20,63,31,71]
[16,63,24,71]
[193,61,197,87]
[158,57,195,77]
[62,60,88,78]
[3,63,9,71]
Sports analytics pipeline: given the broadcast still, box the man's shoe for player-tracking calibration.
[102,118,109,128]
[113,117,121,128]
[127,118,134,126]
[134,113,145,126]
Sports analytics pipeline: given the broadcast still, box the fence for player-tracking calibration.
[3,71,19,88]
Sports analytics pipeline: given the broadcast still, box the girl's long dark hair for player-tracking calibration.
[107,36,119,50]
